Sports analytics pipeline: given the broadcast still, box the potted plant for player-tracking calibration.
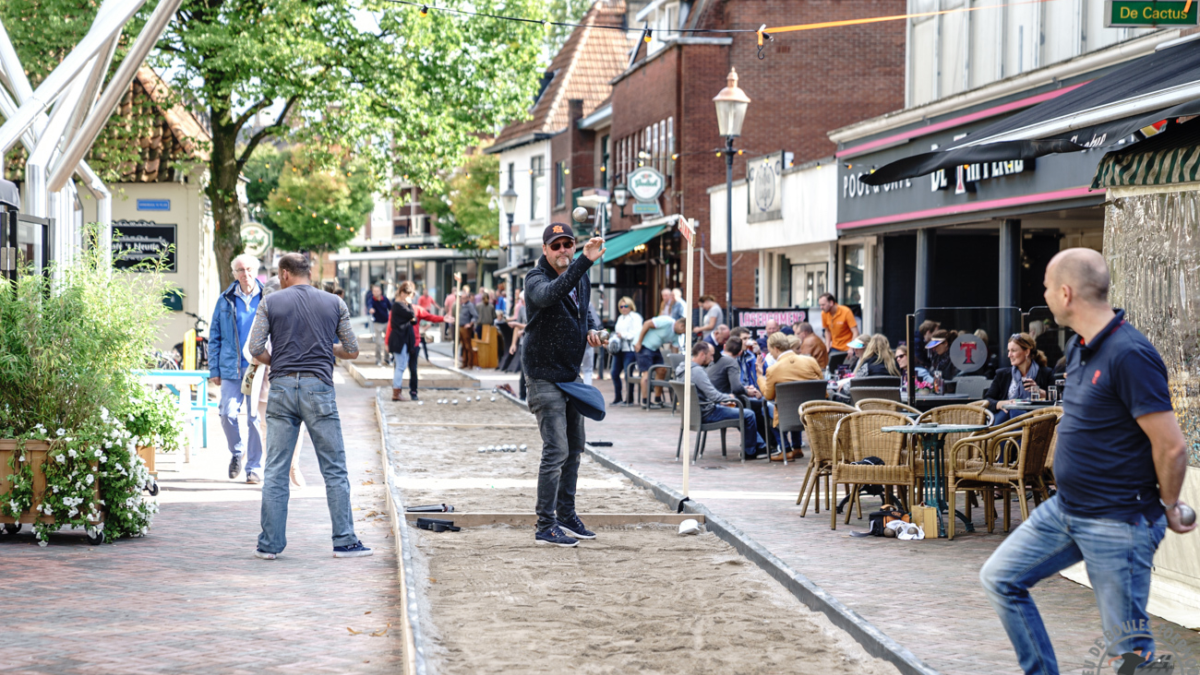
[122,386,185,495]
[0,227,170,545]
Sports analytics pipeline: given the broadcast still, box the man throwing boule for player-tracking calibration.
[523,223,605,547]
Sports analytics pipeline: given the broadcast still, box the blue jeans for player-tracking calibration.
[702,404,765,457]
[609,351,634,401]
[392,345,409,389]
[527,378,585,532]
[219,375,263,474]
[979,496,1167,675]
[257,375,358,554]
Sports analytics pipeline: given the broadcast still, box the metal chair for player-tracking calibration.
[829,410,915,529]
[850,387,902,405]
[772,380,828,465]
[669,381,748,463]
[623,361,642,406]
[952,376,991,399]
[947,410,1058,538]
[796,405,852,515]
[664,353,685,414]
[856,399,920,414]
[850,376,902,389]
[648,360,678,411]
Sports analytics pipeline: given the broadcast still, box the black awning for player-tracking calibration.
[863,39,1200,185]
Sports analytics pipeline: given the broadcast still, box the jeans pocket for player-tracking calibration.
[307,386,337,417]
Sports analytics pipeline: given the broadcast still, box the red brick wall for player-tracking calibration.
[550,99,598,224]
[608,0,905,310]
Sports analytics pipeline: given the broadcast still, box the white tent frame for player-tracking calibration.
[0,0,183,269]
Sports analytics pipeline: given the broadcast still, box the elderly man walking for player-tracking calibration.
[980,248,1195,674]
[209,253,266,483]
[248,253,371,559]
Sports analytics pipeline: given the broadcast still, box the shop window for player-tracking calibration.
[791,262,827,309]
[842,245,865,306]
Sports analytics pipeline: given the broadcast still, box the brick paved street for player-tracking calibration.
[584,389,1200,675]
[0,375,403,675]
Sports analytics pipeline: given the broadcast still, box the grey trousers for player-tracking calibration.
[526,378,586,532]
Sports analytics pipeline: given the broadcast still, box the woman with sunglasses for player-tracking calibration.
[983,332,1053,424]
[609,297,643,405]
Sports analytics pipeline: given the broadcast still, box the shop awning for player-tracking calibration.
[1093,114,1200,188]
[863,39,1200,186]
[595,224,665,261]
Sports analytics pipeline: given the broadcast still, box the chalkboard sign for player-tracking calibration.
[112,220,176,272]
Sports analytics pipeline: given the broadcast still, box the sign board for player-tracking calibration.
[678,217,695,245]
[136,199,170,211]
[627,167,666,202]
[632,202,661,215]
[746,151,790,222]
[1106,0,1197,25]
[949,333,986,374]
[736,309,807,330]
[241,222,272,257]
[112,220,176,272]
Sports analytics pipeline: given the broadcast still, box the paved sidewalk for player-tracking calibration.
[587,391,1200,675]
[1,375,403,675]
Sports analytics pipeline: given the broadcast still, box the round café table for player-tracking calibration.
[882,422,989,538]
[1003,401,1062,413]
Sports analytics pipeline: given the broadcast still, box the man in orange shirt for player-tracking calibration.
[818,293,859,352]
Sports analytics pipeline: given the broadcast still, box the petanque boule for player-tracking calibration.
[1180,503,1196,527]
[490,396,496,402]
[519,444,528,452]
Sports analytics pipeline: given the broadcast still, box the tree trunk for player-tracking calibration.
[209,96,243,291]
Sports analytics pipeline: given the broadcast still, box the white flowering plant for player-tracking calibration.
[122,387,185,454]
[0,226,170,544]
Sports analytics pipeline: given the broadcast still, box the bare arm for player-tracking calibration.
[334,299,360,360]
[249,302,271,366]
[693,315,716,334]
[1139,411,1195,534]
[633,319,654,351]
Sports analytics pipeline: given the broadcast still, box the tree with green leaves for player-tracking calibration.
[241,144,299,251]
[265,145,373,258]
[4,0,550,290]
[420,152,499,286]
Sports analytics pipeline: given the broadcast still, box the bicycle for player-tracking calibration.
[172,312,209,370]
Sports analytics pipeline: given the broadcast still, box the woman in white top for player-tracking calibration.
[609,296,644,405]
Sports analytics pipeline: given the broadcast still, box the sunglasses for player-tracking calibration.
[548,239,575,252]
[619,304,630,309]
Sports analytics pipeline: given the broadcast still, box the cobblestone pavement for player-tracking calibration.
[585,390,1200,675]
[0,374,403,675]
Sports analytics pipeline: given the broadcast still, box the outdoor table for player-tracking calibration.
[1004,401,1061,412]
[881,422,989,538]
[908,392,974,412]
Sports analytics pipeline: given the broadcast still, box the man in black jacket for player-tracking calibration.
[523,223,605,548]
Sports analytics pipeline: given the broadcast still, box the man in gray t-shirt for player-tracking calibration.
[693,295,724,340]
[247,253,371,560]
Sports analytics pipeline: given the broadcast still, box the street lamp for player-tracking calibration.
[713,67,750,321]
[613,182,628,218]
[500,183,518,307]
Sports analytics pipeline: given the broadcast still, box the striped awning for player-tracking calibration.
[1092,116,1200,189]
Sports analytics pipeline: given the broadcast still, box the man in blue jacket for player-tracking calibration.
[209,254,266,482]
[522,223,605,548]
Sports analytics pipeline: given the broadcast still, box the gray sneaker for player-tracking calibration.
[246,472,262,484]
[254,549,277,560]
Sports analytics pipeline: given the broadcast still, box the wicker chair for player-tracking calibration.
[829,411,915,529]
[801,400,854,416]
[796,405,852,515]
[946,410,1058,539]
[966,400,991,409]
[856,399,920,414]
[913,404,994,505]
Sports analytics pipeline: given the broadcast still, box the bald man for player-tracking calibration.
[980,248,1194,674]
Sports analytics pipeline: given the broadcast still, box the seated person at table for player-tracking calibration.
[924,329,959,380]
[983,332,1054,424]
[678,342,766,459]
[755,332,823,460]
[794,321,829,371]
[853,334,902,378]
[896,345,934,390]
[708,337,774,450]
[632,315,686,407]
[842,336,866,372]
[915,319,940,367]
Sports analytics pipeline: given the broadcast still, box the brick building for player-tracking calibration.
[606,0,906,313]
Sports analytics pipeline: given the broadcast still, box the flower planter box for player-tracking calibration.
[0,439,103,541]
[136,445,160,496]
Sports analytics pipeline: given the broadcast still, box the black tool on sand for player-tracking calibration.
[590,441,613,447]
[406,504,455,513]
[415,517,461,533]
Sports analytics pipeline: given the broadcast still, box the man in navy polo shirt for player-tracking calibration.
[980,248,1195,675]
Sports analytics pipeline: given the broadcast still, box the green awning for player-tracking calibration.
[577,225,665,262]
[1093,116,1200,189]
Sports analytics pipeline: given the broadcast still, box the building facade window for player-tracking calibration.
[841,244,865,306]
[600,135,610,190]
[530,155,545,219]
[554,161,567,208]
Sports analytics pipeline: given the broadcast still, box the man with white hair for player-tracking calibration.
[209,253,266,483]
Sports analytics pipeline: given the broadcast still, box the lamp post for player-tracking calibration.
[712,67,750,321]
[613,182,628,218]
[500,183,518,308]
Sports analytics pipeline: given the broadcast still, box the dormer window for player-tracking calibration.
[635,0,681,56]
